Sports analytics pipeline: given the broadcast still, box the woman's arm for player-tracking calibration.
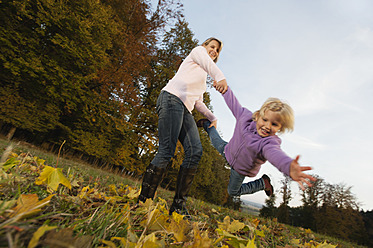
[190,46,226,86]
[195,95,217,123]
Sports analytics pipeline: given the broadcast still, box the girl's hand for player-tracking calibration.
[289,155,316,190]
[209,120,217,129]
[213,79,228,94]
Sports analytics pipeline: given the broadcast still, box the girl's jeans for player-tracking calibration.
[151,91,203,169]
[202,120,265,197]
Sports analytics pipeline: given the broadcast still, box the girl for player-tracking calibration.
[197,86,315,201]
[138,38,228,218]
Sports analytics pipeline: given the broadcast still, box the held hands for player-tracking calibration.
[289,155,316,190]
[213,79,228,94]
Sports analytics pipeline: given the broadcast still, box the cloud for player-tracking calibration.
[284,134,326,150]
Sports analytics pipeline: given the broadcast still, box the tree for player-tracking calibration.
[299,175,323,229]
[0,0,115,137]
[315,182,366,243]
[361,210,373,247]
[301,175,323,208]
[260,193,277,218]
[277,176,292,224]
[0,0,184,170]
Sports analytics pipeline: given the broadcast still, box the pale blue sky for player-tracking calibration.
[156,0,373,210]
[182,0,373,211]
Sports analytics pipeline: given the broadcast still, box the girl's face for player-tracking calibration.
[256,110,282,137]
[203,40,220,61]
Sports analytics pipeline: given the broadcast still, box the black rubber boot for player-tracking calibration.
[169,167,197,219]
[137,164,165,203]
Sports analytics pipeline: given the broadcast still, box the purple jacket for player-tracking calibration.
[223,87,292,177]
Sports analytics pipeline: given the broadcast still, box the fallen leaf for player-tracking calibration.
[1,157,20,172]
[35,165,71,192]
[43,228,93,248]
[10,194,55,220]
[28,225,57,248]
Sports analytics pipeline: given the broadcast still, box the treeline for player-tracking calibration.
[260,175,373,246]
[0,0,230,206]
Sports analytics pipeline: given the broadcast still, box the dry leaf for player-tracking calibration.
[10,194,55,220]
[35,165,71,192]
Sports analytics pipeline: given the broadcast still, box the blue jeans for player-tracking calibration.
[202,120,265,196]
[151,91,203,169]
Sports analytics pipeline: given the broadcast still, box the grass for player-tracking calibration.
[0,138,367,247]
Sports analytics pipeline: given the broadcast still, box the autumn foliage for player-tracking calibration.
[0,0,180,171]
[0,147,344,247]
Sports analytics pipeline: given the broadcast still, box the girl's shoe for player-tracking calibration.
[196,118,209,127]
[262,174,274,196]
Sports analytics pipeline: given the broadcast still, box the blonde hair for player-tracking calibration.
[202,37,223,63]
[253,97,294,134]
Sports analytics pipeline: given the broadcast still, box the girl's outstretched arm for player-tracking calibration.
[289,155,316,190]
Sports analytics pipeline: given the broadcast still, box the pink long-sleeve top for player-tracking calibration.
[162,46,226,121]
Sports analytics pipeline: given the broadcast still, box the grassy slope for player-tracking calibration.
[0,138,366,248]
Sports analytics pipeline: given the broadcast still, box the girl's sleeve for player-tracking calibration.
[190,46,226,82]
[222,86,249,120]
[261,138,293,176]
[195,95,217,122]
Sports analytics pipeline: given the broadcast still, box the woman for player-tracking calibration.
[138,37,228,218]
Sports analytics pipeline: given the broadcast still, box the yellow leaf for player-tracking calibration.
[28,225,57,248]
[172,210,185,223]
[211,208,219,214]
[316,241,337,248]
[228,219,245,233]
[218,216,231,231]
[255,229,265,237]
[140,208,169,232]
[34,157,46,167]
[99,239,117,247]
[111,237,136,248]
[126,187,140,199]
[35,165,71,191]
[246,237,256,248]
[1,157,20,171]
[140,233,164,248]
[191,223,212,248]
[168,212,190,242]
[251,218,260,228]
[216,229,246,240]
[218,216,245,233]
[10,194,55,220]
[291,239,301,245]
